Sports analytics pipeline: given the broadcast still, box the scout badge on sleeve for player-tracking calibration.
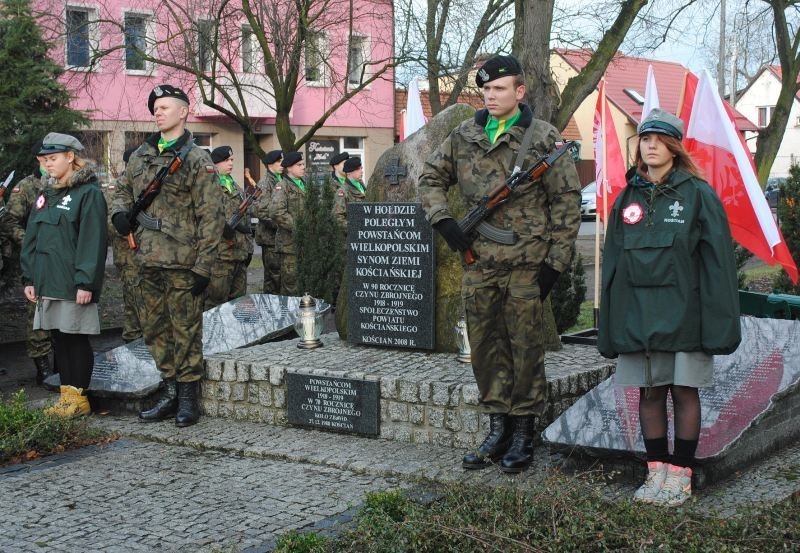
[622,202,643,225]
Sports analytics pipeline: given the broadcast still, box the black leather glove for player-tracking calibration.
[222,223,235,240]
[190,273,211,296]
[235,218,251,234]
[112,212,131,236]
[433,218,471,252]
[538,264,561,300]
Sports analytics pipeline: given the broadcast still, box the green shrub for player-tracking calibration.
[273,530,328,553]
[773,164,800,294]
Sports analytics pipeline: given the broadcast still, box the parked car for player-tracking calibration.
[765,177,785,209]
[581,181,596,219]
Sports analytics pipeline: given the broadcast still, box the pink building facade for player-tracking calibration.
[35,0,395,183]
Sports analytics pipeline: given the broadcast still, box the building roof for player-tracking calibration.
[395,89,582,140]
[556,49,758,132]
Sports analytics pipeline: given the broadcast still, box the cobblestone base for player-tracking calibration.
[200,332,615,448]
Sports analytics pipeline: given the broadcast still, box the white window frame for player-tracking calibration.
[241,24,258,74]
[196,19,216,73]
[65,4,100,71]
[304,30,328,87]
[757,105,774,128]
[347,34,370,89]
[122,10,156,75]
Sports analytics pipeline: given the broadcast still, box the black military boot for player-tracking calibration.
[33,356,54,387]
[462,413,512,469]
[139,379,178,422]
[499,415,535,474]
[175,381,200,427]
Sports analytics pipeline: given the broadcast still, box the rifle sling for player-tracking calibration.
[132,140,195,228]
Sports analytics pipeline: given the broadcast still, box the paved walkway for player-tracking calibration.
[2,416,798,552]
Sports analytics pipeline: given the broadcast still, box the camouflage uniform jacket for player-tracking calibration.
[333,179,366,228]
[111,130,225,278]
[268,178,306,255]
[5,172,47,246]
[255,171,280,246]
[418,103,581,273]
[103,179,135,270]
[218,177,254,262]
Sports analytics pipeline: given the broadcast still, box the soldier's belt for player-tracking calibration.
[476,221,517,245]
[136,211,162,231]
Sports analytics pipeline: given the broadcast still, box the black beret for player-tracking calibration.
[281,151,303,167]
[264,150,283,165]
[343,157,362,173]
[122,147,138,164]
[31,139,43,157]
[148,84,190,115]
[329,152,349,166]
[475,55,523,88]
[211,146,233,164]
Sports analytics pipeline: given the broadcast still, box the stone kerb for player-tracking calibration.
[200,333,615,448]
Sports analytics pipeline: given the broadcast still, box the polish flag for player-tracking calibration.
[641,64,660,121]
[683,69,798,283]
[593,78,627,221]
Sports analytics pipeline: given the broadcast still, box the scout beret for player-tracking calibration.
[638,108,684,140]
[475,55,523,88]
[329,152,349,166]
[38,133,84,155]
[122,147,138,164]
[211,146,233,164]
[281,151,303,167]
[264,150,283,165]
[148,84,190,115]
[343,157,362,173]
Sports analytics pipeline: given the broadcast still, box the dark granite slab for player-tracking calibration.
[46,294,330,397]
[543,316,800,482]
[286,373,379,436]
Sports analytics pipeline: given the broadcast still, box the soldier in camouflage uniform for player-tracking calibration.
[4,145,55,385]
[327,151,349,194]
[111,84,225,427]
[419,55,581,473]
[205,145,254,309]
[269,151,306,296]
[255,150,283,294]
[332,156,366,229]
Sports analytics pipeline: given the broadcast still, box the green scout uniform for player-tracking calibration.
[112,130,225,383]
[332,177,366,229]
[598,168,741,365]
[419,104,581,417]
[206,175,254,309]
[255,171,282,294]
[104,180,142,342]
[7,173,54,358]
[269,176,306,296]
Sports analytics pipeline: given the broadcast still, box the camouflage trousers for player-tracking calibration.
[118,265,143,342]
[205,259,248,310]
[261,245,281,294]
[134,267,204,383]
[278,253,297,296]
[26,299,51,358]
[462,267,546,416]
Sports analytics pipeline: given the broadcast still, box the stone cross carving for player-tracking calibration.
[383,158,407,185]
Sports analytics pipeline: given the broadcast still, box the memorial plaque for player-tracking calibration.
[305,139,338,185]
[346,202,435,349]
[286,373,379,436]
[543,317,800,467]
[45,294,330,397]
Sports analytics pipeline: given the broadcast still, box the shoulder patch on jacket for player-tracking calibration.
[275,185,282,191]
[337,190,344,196]
[205,165,216,173]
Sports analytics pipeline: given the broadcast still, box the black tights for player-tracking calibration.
[639,385,700,467]
[52,331,94,390]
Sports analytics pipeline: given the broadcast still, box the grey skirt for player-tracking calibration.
[33,298,100,335]
[614,351,714,388]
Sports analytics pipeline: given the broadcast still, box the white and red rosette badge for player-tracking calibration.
[622,202,643,225]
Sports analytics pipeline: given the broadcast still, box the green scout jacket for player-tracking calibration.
[217,177,254,263]
[269,178,306,255]
[111,130,225,278]
[21,166,108,302]
[597,168,741,359]
[333,178,366,228]
[419,103,582,273]
[255,171,280,246]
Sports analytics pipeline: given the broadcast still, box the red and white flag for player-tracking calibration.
[593,78,627,221]
[684,69,798,283]
[641,64,660,121]
[403,78,426,140]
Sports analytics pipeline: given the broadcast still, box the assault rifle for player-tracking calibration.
[0,171,16,220]
[457,141,575,265]
[225,168,262,235]
[126,143,194,249]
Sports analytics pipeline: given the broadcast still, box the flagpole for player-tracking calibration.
[593,78,606,328]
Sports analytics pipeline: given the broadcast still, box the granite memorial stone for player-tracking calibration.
[543,316,800,482]
[286,373,379,436]
[45,294,330,397]
[346,202,435,350]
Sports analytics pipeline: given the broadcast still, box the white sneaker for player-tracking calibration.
[654,464,692,506]
[633,461,668,503]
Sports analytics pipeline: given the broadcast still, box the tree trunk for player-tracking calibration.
[755,80,799,183]
[513,0,558,122]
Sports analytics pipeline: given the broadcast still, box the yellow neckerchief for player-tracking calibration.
[290,177,305,192]
[157,136,179,153]
[218,174,236,194]
[485,109,522,144]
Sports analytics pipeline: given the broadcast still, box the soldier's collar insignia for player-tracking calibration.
[622,202,644,225]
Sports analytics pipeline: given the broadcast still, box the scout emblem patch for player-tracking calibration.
[35,194,46,210]
[622,203,643,225]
